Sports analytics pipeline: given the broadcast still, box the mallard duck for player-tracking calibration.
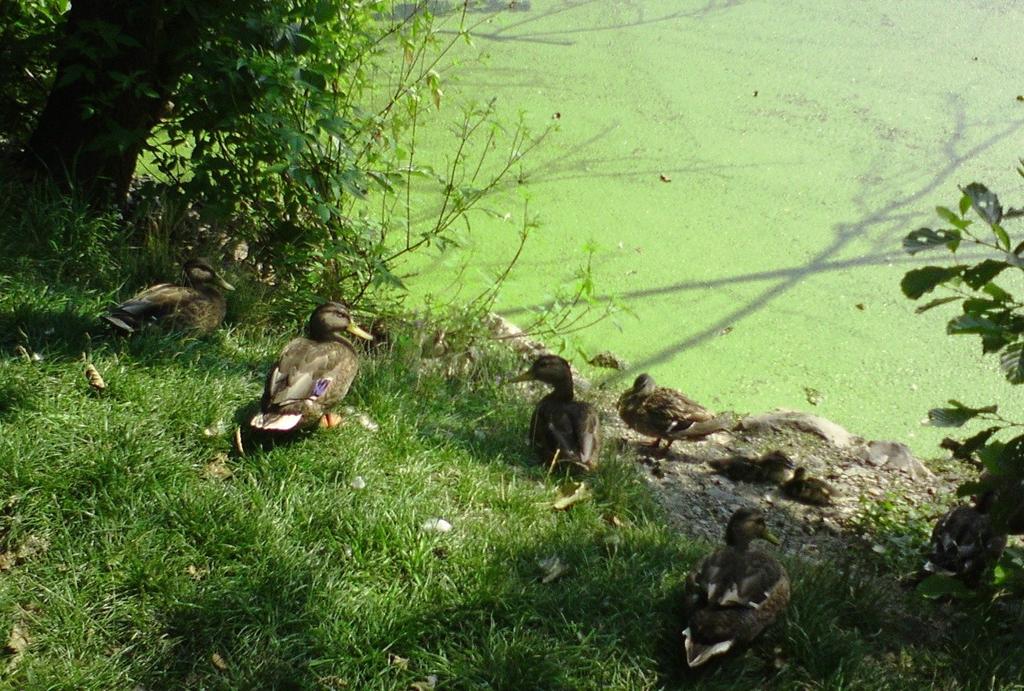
[617,373,715,448]
[249,302,372,432]
[102,258,234,334]
[924,494,1006,587]
[780,467,833,505]
[708,450,794,484]
[682,507,790,668]
[510,354,601,470]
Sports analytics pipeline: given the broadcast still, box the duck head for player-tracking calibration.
[725,507,779,548]
[630,373,657,396]
[509,354,574,389]
[308,302,373,342]
[183,258,234,291]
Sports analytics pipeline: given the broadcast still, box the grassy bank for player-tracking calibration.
[2,199,1024,689]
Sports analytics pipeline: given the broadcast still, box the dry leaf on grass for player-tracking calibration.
[538,556,570,584]
[84,363,106,391]
[5,622,28,657]
[203,421,226,437]
[14,345,42,363]
[186,564,207,581]
[350,476,366,490]
[204,453,233,481]
[0,536,49,571]
[211,652,229,672]
[388,653,409,669]
[233,426,245,456]
[551,481,590,511]
[409,675,437,691]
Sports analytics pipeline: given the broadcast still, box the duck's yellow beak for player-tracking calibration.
[216,275,236,291]
[763,530,780,546]
[346,321,373,340]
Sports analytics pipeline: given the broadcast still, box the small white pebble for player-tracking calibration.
[420,518,452,533]
[350,476,366,490]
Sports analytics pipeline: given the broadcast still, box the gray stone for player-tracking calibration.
[858,440,935,480]
[740,410,863,448]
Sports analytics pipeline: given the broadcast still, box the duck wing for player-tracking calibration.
[102,283,194,333]
[643,387,713,434]
[251,338,358,432]
[262,338,355,409]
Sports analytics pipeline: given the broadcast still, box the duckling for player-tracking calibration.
[617,373,715,448]
[510,354,601,470]
[250,302,372,432]
[780,466,833,506]
[102,258,234,334]
[708,450,794,484]
[924,492,1006,588]
[682,507,790,668]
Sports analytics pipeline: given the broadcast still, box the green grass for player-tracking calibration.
[2,196,1024,689]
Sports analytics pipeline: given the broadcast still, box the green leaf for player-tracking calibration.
[297,68,327,91]
[962,259,1011,289]
[959,193,972,216]
[994,436,1024,477]
[317,117,351,138]
[982,332,1011,355]
[946,314,1004,337]
[993,223,1011,251]
[936,206,971,230]
[980,441,1006,475]
[903,228,961,255]
[982,283,1013,302]
[1000,342,1024,383]
[901,266,963,299]
[914,296,960,314]
[961,182,1003,225]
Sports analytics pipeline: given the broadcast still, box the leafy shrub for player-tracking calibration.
[6,1,546,317]
[0,0,63,143]
[900,175,1024,550]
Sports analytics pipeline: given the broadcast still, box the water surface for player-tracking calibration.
[411,0,1024,453]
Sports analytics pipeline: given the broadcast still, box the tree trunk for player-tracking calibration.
[26,1,194,204]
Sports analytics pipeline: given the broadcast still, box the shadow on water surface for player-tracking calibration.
[496,97,1024,382]
[428,0,746,46]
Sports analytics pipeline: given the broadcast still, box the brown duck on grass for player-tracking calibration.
[682,507,791,668]
[250,302,372,432]
[509,354,601,471]
[617,373,719,449]
[102,258,234,334]
[923,490,1006,588]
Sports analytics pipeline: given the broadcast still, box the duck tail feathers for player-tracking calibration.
[101,313,138,334]
[250,412,304,431]
[683,628,734,668]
